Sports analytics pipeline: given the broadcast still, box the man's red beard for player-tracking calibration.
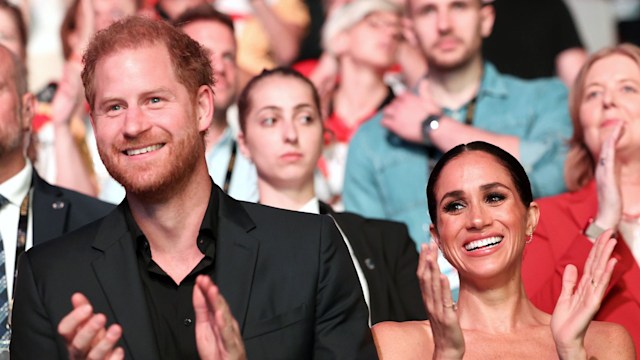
[99,125,205,201]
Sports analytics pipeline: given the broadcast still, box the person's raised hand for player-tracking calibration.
[381,78,442,144]
[58,293,124,360]
[593,122,625,238]
[551,230,618,359]
[417,243,464,359]
[51,60,83,127]
[193,275,246,360]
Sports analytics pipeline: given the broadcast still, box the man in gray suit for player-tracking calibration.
[11,17,375,359]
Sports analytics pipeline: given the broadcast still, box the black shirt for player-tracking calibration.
[124,191,218,360]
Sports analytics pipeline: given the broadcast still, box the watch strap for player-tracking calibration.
[584,219,606,241]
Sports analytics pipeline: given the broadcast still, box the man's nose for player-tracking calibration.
[123,106,152,137]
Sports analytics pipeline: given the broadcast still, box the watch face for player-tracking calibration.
[422,115,440,146]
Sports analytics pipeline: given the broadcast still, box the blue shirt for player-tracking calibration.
[343,62,573,298]
[205,127,258,202]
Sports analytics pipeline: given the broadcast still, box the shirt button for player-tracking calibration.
[184,318,193,326]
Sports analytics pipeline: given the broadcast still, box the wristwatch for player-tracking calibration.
[584,219,606,241]
[422,114,441,147]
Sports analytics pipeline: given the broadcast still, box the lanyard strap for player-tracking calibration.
[464,95,478,125]
[223,141,237,193]
[13,190,29,296]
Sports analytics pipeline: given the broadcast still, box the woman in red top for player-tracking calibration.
[311,0,402,208]
[523,43,640,358]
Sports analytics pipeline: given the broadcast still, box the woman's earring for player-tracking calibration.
[526,233,533,244]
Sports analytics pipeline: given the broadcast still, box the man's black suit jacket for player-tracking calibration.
[319,202,427,325]
[11,185,376,359]
[31,171,114,245]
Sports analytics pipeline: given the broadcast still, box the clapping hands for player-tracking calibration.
[58,276,246,360]
[193,275,246,360]
[593,122,625,236]
[551,229,618,359]
[417,243,465,359]
[58,293,124,360]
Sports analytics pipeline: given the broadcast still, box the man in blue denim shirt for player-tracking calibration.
[343,0,573,298]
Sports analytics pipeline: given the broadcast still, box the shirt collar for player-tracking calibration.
[297,197,320,214]
[125,183,219,255]
[0,160,32,206]
[478,61,508,99]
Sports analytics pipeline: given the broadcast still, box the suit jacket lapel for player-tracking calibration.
[31,172,68,245]
[318,202,383,299]
[91,206,159,359]
[213,187,259,333]
[318,202,373,272]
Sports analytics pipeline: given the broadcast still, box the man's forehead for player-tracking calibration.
[184,20,235,43]
[93,44,176,91]
[97,43,169,67]
[410,0,483,7]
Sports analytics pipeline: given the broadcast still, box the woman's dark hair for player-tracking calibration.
[237,67,321,133]
[426,141,533,226]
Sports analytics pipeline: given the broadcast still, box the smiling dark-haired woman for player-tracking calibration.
[373,141,634,359]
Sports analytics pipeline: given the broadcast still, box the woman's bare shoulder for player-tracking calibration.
[372,320,433,360]
[585,320,636,359]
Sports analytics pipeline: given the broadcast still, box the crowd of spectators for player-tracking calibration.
[2,0,640,358]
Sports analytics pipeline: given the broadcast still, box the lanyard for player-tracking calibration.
[464,96,478,125]
[13,189,29,296]
[223,141,237,193]
[7,188,30,331]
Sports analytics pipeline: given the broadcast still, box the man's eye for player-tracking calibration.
[150,97,161,104]
[110,104,122,111]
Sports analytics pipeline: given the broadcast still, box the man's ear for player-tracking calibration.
[479,2,496,39]
[196,85,215,132]
[236,131,252,161]
[20,92,35,131]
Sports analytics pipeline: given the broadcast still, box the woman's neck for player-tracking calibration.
[456,268,547,332]
[333,57,388,126]
[258,178,316,212]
